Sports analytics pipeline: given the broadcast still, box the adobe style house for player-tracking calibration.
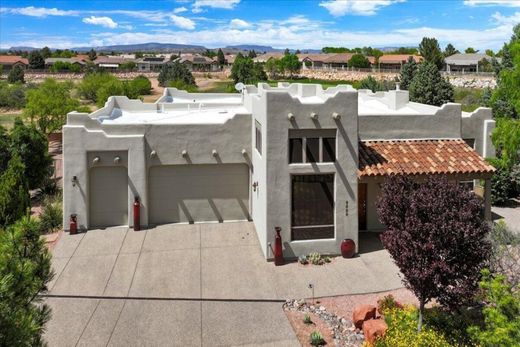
[62,83,495,259]
[0,55,29,71]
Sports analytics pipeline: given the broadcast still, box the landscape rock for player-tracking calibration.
[352,304,376,329]
[362,319,388,345]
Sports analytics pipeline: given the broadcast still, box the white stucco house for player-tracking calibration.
[62,83,495,259]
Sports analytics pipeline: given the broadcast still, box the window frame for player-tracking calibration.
[255,120,262,155]
[289,129,336,164]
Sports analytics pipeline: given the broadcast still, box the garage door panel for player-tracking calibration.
[90,166,128,227]
[149,164,249,224]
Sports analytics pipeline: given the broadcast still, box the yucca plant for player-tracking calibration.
[310,331,325,346]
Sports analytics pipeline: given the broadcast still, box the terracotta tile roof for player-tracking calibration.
[378,54,423,64]
[0,55,29,65]
[358,139,495,177]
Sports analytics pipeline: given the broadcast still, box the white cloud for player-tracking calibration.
[174,7,188,14]
[491,11,520,24]
[2,6,79,17]
[464,0,520,7]
[170,15,196,30]
[319,0,404,16]
[82,16,119,29]
[230,18,250,28]
[192,0,241,12]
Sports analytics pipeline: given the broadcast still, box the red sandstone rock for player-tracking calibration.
[352,304,376,329]
[363,318,388,345]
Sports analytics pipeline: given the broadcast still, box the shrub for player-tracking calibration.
[358,76,395,92]
[78,72,119,102]
[424,306,480,346]
[0,216,54,346]
[9,119,53,190]
[348,53,370,68]
[377,175,491,330]
[309,331,325,346]
[131,75,152,95]
[468,269,520,347]
[231,53,267,84]
[0,155,30,228]
[167,80,198,93]
[158,62,195,87]
[303,314,313,325]
[39,198,62,234]
[489,160,514,206]
[489,220,520,288]
[7,65,25,84]
[399,56,418,90]
[377,295,403,315]
[375,306,452,347]
[0,81,27,109]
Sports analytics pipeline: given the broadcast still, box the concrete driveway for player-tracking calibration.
[44,222,402,346]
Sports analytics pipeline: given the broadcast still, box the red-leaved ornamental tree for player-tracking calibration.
[377,175,491,331]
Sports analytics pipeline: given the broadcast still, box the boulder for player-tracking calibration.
[352,304,376,329]
[363,318,388,345]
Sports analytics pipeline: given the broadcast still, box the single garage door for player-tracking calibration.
[149,164,249,224]
[89,166,128,227]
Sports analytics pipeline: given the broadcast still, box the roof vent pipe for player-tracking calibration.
[310,112,318,120]
[287,113,295,121]
[212,149,218,157]
[332,112,341,120]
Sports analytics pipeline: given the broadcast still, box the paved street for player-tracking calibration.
[44,222,402,346]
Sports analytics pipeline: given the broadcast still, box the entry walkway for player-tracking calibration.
[44,223,402,346]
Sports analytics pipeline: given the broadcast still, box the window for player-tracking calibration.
[291,174,334,240]
[459,180,474,191]
[255,120,262,155]
[289,129,336,163]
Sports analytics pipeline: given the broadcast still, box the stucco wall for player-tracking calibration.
[461,107,496,158]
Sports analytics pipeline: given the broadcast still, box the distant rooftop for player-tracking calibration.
[445,53,499,65]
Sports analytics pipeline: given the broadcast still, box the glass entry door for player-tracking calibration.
[291,174,334,240]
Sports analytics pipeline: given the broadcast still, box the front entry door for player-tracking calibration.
[358,183,367,230]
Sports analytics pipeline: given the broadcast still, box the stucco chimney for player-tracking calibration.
[387,90,409,110]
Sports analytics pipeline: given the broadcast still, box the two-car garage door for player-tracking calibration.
[149,164,250,224]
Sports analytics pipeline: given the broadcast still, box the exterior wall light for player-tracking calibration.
[287,113,295,120]
[150,150,157,158]
[113,156,121,164]
[92,156,100,164]
[71,175,78,187]
[310,112,318,120]
[212,149,218,157]
[332,112,341,120]
[182,150,188,157]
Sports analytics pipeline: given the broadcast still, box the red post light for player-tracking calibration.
[69,214,77,235]
[133,197,140,231]
[274,226,284,266]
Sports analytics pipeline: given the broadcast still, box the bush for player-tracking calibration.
[7,65,25,84]
[130,75,152,95]
[377,295,403,315]
[9,119,53,190]
[158,62,195,87]
[39,197,62,234]
[489,160,514,206]
[0,81,27,109]
[468,269,520,347]
[0,155,30,228]
[358,76,395,92]
[78,72,119,102]
[95,79,141,107]
[375,306,452,347]
[167,80,198,93]
[489,220,520,288]
[231,53,267,84]
[348,53,370,68]
[0,216,53,346]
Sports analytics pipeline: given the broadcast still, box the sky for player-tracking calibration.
[0,0,519,51]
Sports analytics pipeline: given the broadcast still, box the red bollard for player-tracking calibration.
[274,226,284,266]
[69,214,77,235]
[133,197,140,231]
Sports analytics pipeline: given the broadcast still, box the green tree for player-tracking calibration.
[485,49,495,57]
[358,76,395,92]
[130,75,152,95]
[78,72,118,102]
[264,57,281,79]
[119,61,136,71]
[158,61,196,87]
[88,48,97,61]
[7,65,25,84]
[95,79,140,107]
[248,50,257,58]
[40,46,52,59]
[492,118,520,168]
[0,126,10,173]
[279,53,301,77]
[443,43,459,57]
[9,119,53,190]
[465,47,478,54]
[230,53,267,84]
[0,216,54,345]
[28,50,45,69]
[409,62,454,106]
[217,48,225,66]
[399,56,418,90]
[0,155,30,227]
[347,53,370,68]
[24,78,86,134]
[418,37,444,70]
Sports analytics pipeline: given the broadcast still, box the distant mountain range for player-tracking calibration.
[6,42,322,54]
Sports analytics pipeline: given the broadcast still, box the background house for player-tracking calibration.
[445,53,499,73]
[0,55,29,71]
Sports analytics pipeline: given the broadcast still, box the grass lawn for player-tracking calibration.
[454,87,485,112]
[0,113,20,129]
